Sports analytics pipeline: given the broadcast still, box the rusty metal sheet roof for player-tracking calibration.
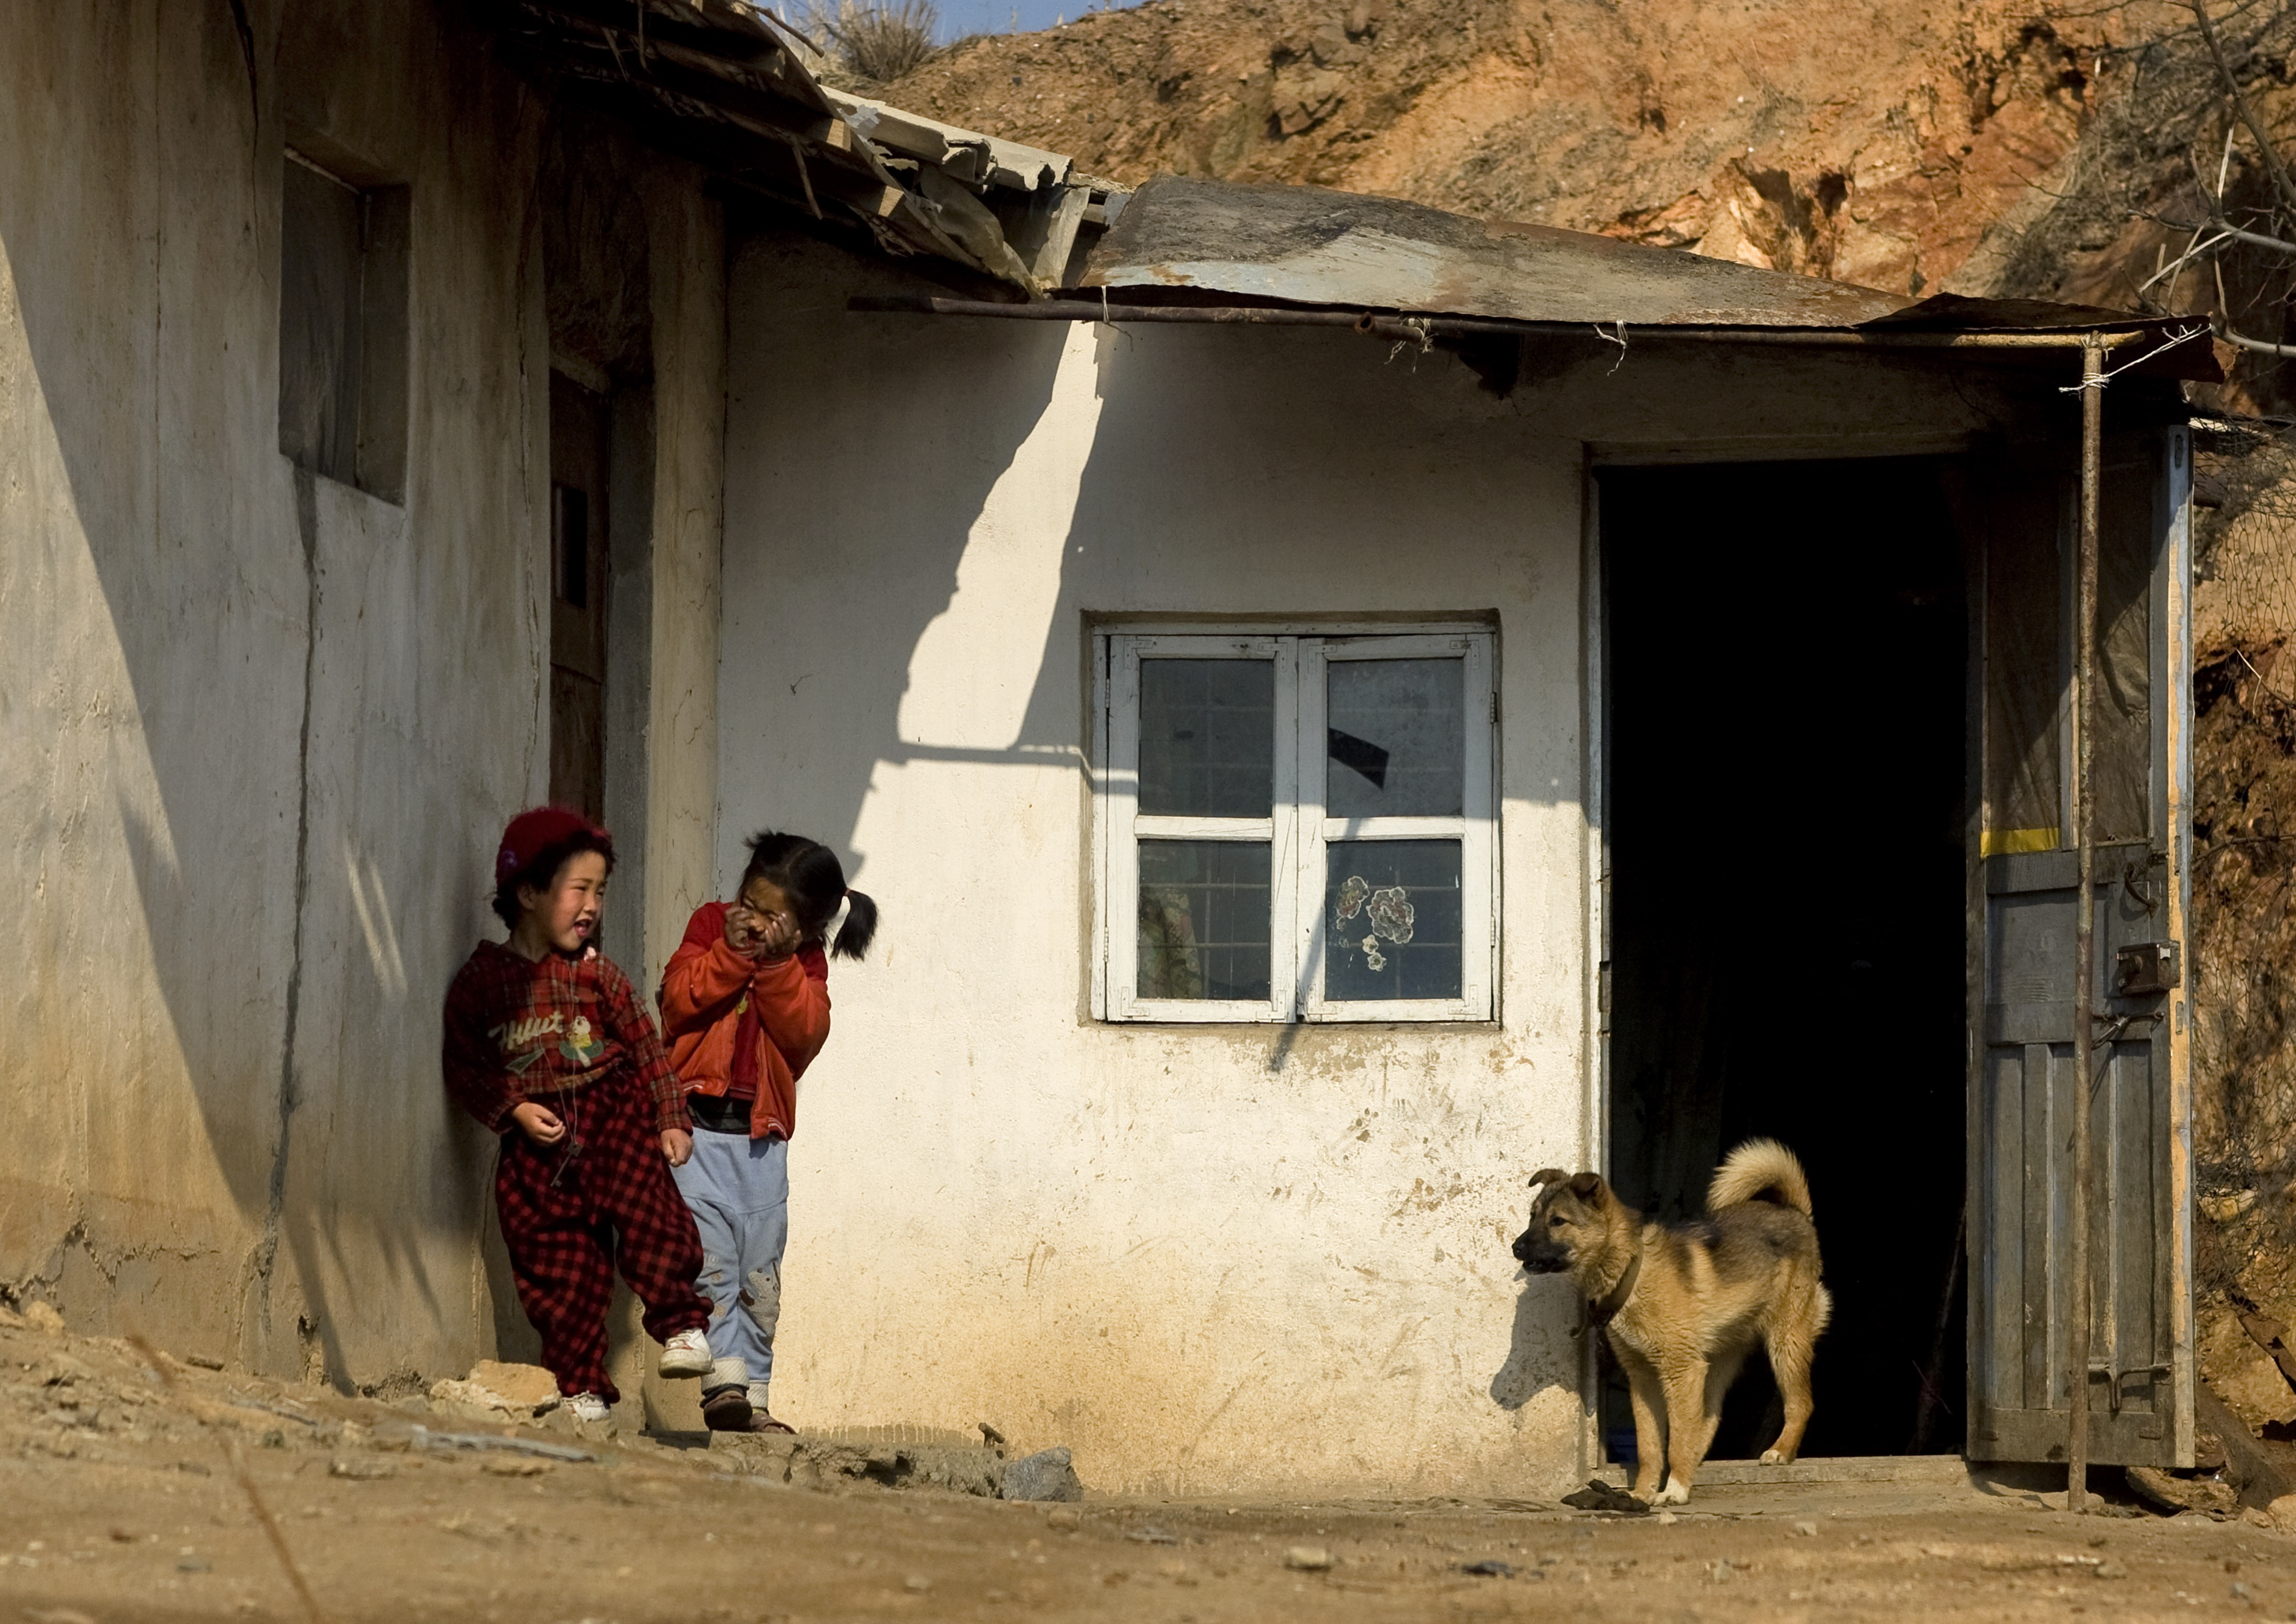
[476,0,1106,290]
[1076,176,2167,334]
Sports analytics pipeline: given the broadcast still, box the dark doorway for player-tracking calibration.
[1601,458,1970,1460]
[550,371,609,816]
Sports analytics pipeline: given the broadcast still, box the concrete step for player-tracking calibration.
[1595,1455,1970,1488]
[1702,1455,1970,1486]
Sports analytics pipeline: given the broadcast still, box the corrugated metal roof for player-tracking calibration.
[1076,175,2176,335]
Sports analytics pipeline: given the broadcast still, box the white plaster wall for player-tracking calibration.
[723,239,1592,1497]
[720,236,2014,1495]
[1,0,550,1383]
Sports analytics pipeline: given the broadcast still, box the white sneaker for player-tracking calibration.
[566,1392,611,1423]
[658,1328,712,1378]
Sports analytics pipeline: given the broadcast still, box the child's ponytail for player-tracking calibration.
[740,829,881,961]
[831,888,879,962]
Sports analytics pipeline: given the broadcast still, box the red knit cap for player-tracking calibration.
[495,806,609,886]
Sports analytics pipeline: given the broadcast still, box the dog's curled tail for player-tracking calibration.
[1707,1138,1815,1217]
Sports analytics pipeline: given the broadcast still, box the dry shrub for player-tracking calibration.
[810,0,940,82]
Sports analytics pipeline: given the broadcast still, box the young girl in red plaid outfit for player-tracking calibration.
[443,807,716,1421]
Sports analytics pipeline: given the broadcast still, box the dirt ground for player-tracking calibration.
[4,1318,2293,1624]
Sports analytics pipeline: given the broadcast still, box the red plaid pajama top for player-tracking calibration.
[442,941,692,1135]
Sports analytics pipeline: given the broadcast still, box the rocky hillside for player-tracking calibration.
[892,0,2191,301]
[885,0,2296,1444]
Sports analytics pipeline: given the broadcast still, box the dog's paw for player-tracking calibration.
[1653,1477,1691,1506]
[1759,1448,1791,1466]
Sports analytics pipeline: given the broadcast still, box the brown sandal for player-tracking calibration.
[701,1384,753,1431]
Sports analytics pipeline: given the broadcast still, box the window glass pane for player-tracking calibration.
[279,158,363,485]
[1138,840,1271,1001]
[1983,473,2061,850]
[1139,659,1274,817]
[1326,658,1465,817]
[1324,840,1462,1001]
[2094,460,2152,842]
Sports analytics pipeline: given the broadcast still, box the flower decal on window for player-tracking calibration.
[1337,878,1414,976]
[1365,886,1415,946]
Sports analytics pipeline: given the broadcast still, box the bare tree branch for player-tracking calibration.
[2190,0,2296,220]
[2214,219,2296,253]
[2156,214,2296,254]
[2143,227,2239,292]
[2218,324,2296,354]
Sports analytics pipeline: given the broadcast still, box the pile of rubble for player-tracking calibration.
[0,1297,1083,1508]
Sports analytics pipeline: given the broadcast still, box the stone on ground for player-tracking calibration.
[999,1445,1083,1502]
[430,1359,561,1420]
[466,1360,561,1411]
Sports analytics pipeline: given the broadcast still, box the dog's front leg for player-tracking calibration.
[1652,1359,1710,1506]
[1618,1351,1669,1504]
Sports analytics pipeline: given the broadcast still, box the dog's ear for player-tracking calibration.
[1527,1167,1570,1190]
[1566,1171,1608,1204]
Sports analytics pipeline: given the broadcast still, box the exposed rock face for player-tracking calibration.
[891,0,2120,297]
[2192,640,2296,1434]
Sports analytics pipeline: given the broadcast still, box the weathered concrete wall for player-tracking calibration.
[604,163,730,1433]
[2,4,285,1364]
[1,2,722,1394]
[636,182,728,999]
[718,234,2016,1495]
[0,0,546,1382]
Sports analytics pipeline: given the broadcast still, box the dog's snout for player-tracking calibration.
[1511,1229,1568,1273]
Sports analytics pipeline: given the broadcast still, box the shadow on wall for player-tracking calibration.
[1,0,311,1356]
[2,4,516,1385]
[720,231,1072,879]
[1490,1273,1583,1412]
[750,302,1573,874]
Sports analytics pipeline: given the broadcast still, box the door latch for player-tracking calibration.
[2114,941,2181,997]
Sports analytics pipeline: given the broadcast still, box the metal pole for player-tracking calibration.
[2068,333,2104,1513]
[845,295,2211,358]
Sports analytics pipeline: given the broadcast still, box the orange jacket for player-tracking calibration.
[658,901,830,1140]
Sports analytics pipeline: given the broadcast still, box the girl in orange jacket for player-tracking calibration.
[658,831,878,1432]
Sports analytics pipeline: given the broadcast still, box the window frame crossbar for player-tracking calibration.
[1096,627,1498,1024]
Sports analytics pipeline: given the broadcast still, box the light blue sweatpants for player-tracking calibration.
[670,1128,788,1398]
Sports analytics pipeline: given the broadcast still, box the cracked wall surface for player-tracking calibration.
[2,0,554,1387]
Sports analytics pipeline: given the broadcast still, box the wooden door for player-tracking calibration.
[549,371,608,818]
[1967,429,2196,1467]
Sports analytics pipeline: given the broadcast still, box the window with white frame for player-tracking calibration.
[1095,629,1496,1022]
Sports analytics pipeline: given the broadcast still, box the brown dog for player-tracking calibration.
[1512,1139,1830,1505]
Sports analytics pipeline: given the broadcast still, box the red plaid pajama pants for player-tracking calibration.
[495,1072,709,1403]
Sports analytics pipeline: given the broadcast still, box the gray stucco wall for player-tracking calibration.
[0,1,724,1393]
